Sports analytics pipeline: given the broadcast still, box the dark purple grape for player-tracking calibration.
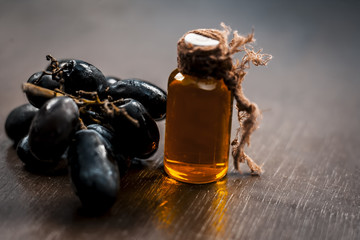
[105,76,120,86]
[87,124,115,155]
[28,97,79,160]
[5,104,38,143]
[16,135,62,171]
[61,60,107,95]
[68,129,120,211]
[87,124,131,174]
[102,78,167,120]
[109,98,159,158]
[26,72,60,108]
[87,124,115,146]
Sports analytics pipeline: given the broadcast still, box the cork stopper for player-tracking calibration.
[177,28,232,80]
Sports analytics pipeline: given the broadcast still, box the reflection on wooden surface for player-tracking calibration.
[150,176,229,237]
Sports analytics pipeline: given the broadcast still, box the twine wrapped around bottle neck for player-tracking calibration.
[177,23,272,175]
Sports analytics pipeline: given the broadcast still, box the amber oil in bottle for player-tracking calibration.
[164,30,234,184]
[164,69,233,184]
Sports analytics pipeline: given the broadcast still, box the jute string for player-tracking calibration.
[177,23,272,175]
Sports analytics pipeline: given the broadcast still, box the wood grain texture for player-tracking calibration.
[0,0,359,239]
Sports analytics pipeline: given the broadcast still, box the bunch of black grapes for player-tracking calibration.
[5,55,167,213]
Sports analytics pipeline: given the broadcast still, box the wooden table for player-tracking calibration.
[0,0,359,239]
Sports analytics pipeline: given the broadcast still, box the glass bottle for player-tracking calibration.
[164,33,233,184]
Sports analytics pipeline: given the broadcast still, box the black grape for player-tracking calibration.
[68,129,120,211]
[102,78,167,120]
[87,124,131,175]
[26,72,60,108]
[17,135,64,172]
[28,97,79,160]
[105,76,120,86]
[87,124,115,153]
[5,104,38,143]
[109,98,159,158]
[61,60,107,95]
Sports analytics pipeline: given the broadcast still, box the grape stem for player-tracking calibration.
[44,55,65,91]
[22,83,140,128]
[22,82,63,99]
[78,118,87,130]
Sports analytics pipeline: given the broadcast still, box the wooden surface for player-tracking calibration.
[1,0,359,239]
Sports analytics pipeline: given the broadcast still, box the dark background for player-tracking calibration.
[0,0,359,239]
